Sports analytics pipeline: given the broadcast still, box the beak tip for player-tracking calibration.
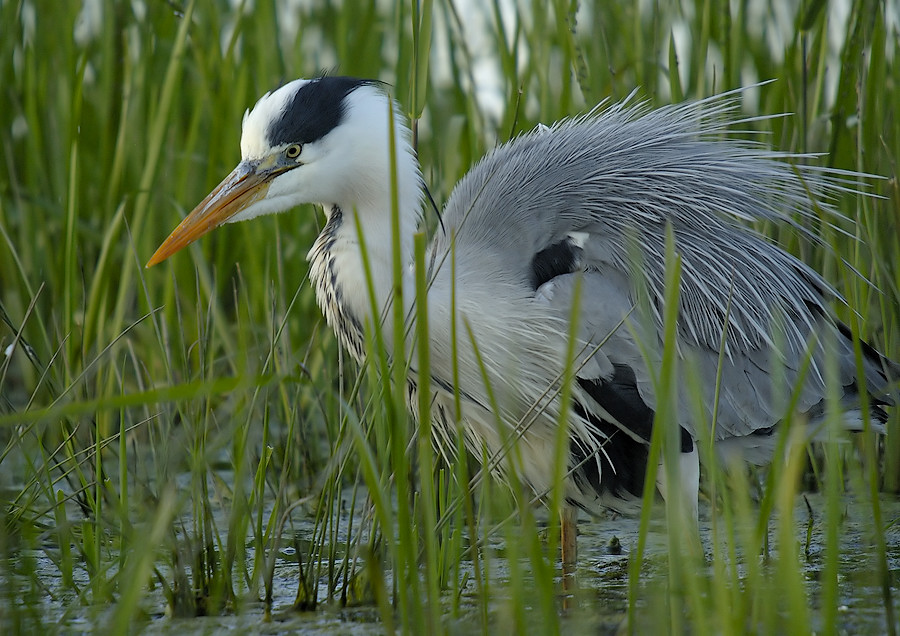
[146,161,270,271]
[146,249,167,269]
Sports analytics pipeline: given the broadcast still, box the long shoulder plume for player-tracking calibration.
[436,87,872,354]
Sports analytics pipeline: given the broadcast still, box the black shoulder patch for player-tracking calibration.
[267,76,381,147]
[570,403,648,501]
[530,236,583,290]
[578,365,654,441]
[578,364,694,453]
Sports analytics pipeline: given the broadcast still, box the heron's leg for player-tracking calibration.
[655,446,700,524]
[656,446,703,558]
[560,505,577,572]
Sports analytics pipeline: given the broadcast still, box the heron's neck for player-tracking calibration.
[308,174,423,360]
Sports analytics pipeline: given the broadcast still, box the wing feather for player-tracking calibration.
[421,89,892,504]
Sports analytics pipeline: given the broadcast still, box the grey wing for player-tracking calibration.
[430,90,894,469]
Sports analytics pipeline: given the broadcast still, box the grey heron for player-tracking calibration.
[147,76,896,567]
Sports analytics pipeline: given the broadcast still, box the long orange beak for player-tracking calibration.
[146,161,275,267]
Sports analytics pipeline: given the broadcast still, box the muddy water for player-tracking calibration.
[9,494,900,634]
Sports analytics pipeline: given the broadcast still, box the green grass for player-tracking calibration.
[1,0,898,634]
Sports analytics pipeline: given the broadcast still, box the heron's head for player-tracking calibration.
[147,76,416,267]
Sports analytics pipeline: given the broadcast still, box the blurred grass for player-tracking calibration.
[0,0,898,634]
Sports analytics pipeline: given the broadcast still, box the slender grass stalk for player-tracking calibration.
[413,231,442,629]
[411,0,433,122]
[109,487,179,633]
[92,414,104,603]
[54,489,74,588]
[777,428,812,634]
[843,283,897,636]
[820,327,842,636]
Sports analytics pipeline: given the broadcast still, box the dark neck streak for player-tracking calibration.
[309,205,366,361]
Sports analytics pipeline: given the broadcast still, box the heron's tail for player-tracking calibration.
[835,322,900,412]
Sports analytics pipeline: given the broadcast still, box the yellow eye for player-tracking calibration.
[286,144,302,159]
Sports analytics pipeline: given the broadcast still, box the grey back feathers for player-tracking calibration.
[424,90,892,508]
[433,93,841,356]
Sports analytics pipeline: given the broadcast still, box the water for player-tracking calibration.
[3,493,898,633]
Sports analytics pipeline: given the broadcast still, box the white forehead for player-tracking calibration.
[240,78,312,160]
